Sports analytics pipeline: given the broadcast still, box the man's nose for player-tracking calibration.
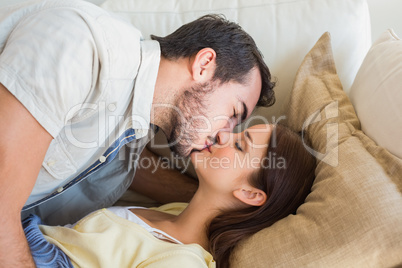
[216,130,230,145]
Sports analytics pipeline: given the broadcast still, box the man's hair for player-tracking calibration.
[151,14,275,107]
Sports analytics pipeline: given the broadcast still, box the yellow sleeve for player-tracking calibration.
[139,250,215,268]
[149,202,189,216]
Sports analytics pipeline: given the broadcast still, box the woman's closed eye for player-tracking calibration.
[235,141,243,151]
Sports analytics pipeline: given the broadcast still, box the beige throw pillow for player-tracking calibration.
[231,32,402,268]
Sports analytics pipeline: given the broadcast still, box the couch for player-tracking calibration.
[98,1,402,267]
[4,0,402,267]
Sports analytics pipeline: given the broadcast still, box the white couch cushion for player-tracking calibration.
[349,29,402,159]
[101,0,371,120]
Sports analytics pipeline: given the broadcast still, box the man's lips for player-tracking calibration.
[190,142,212,155]
[204,141,212,153]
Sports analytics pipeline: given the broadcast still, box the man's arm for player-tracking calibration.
[130,147,198,204]
[0,84,53,267]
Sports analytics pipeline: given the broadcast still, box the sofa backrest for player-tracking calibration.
[101,0,372,122]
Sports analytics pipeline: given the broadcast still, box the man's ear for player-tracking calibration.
[191,48,216,82]
[233,188,267,207]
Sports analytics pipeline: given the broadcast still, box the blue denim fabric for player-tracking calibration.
[23,128,137,212]
[21,125,158,226]
[21,128,142,225]
[22,214,73,268]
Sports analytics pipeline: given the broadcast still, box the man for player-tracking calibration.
[0,0,275,266]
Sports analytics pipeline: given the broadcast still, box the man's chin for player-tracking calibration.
[187,148,202,157]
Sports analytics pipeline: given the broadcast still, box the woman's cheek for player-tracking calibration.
[213,149,238,170]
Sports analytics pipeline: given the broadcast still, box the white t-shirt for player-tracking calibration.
[0,0,160,215]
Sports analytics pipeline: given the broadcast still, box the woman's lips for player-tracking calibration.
[190,145,211,155]
[190,141,213,155]
[202,146,211,153]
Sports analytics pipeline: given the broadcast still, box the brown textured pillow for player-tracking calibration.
[231,33,402,267]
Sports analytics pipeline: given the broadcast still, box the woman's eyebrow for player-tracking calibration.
[245,130,253,150]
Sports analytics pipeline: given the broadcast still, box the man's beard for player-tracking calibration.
[167,82,215,157]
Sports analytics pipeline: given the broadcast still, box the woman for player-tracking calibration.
[23,124,315,268]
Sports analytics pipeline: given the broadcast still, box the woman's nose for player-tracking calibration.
[216,130,230,145]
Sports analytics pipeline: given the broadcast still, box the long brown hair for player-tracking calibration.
[207,124,316,268]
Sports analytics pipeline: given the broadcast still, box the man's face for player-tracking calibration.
[167,68,262,157]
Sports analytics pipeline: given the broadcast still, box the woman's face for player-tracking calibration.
[191,124,273,192]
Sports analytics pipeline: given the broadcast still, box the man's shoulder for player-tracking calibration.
[17,0,107,17]
[0,0,133,32]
